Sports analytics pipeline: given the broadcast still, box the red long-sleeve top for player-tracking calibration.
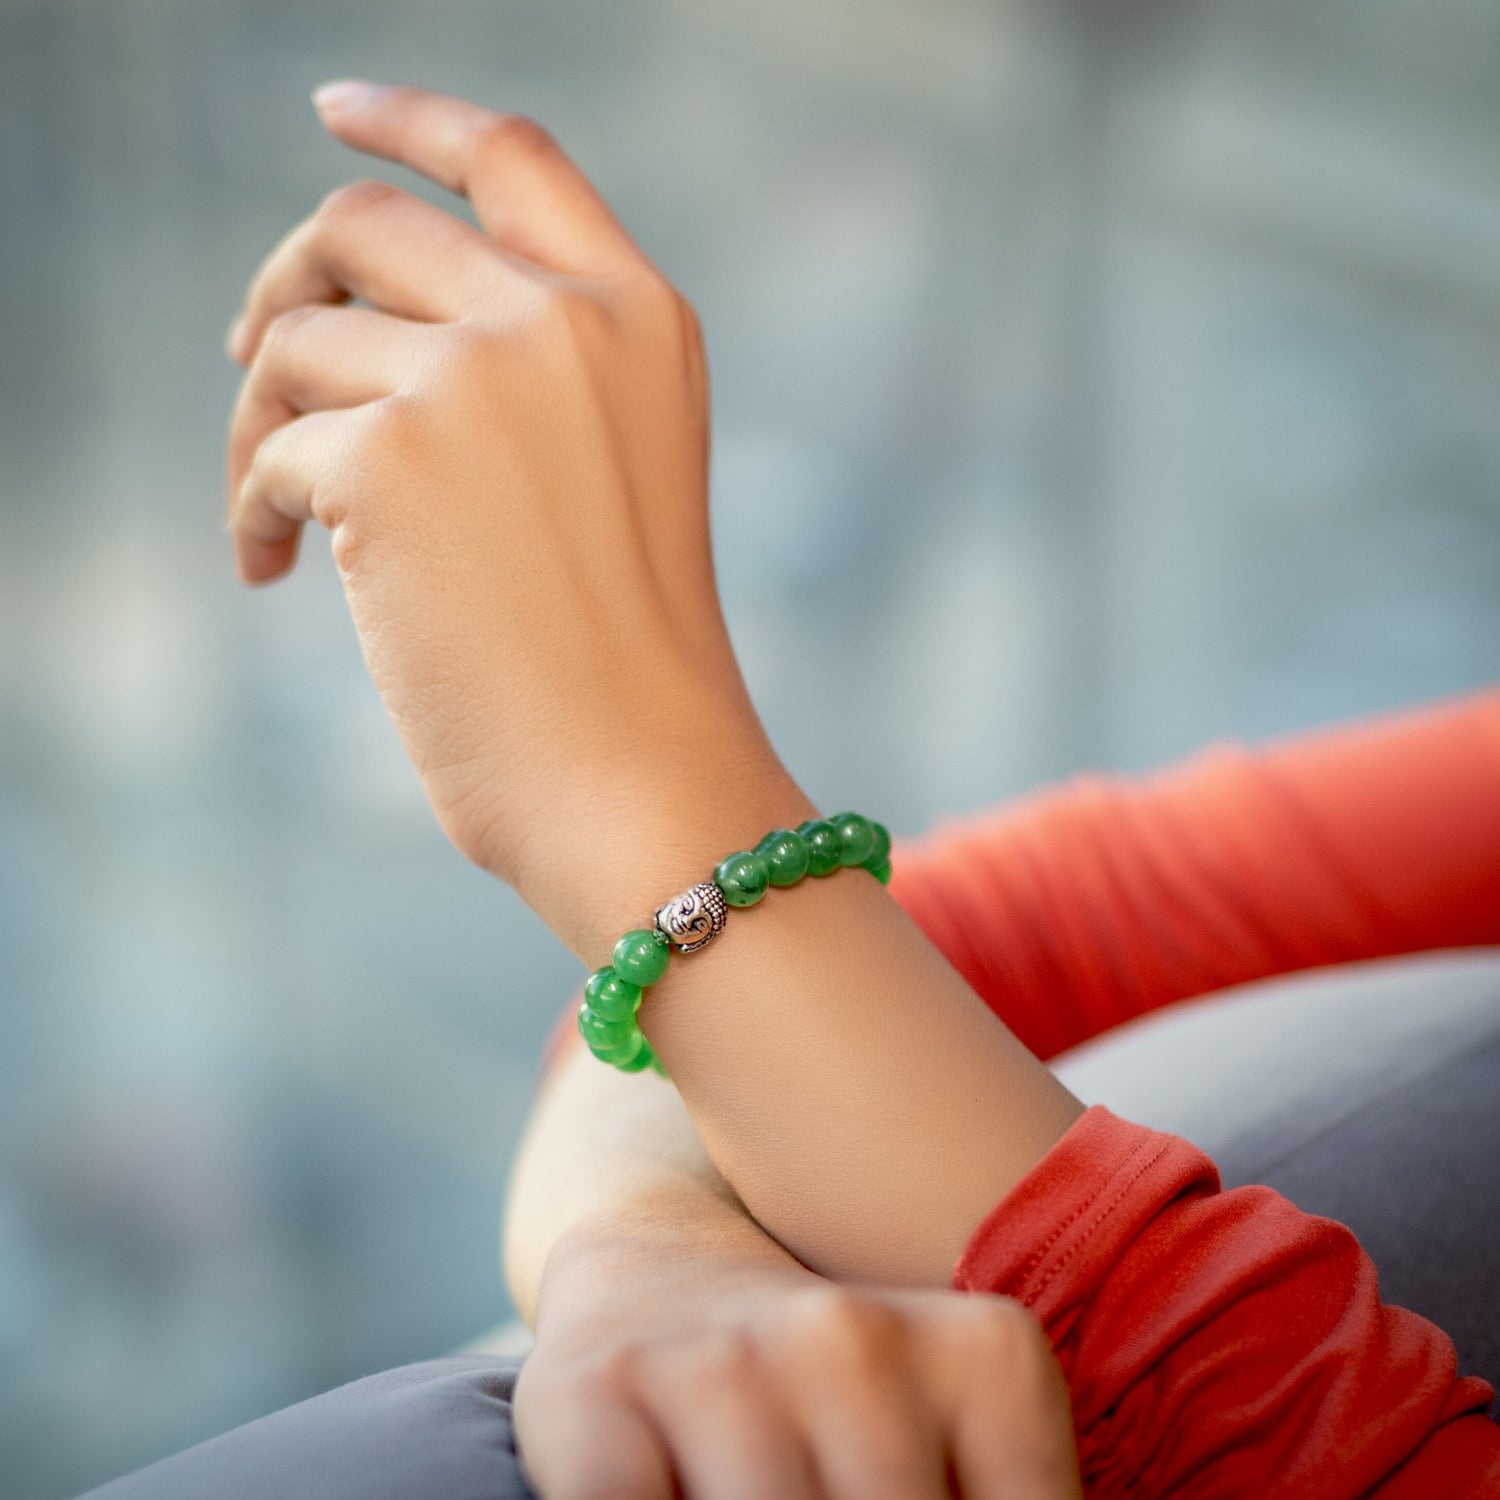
[888,686,1500,1496]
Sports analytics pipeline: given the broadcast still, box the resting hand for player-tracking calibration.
[225,83,790,953]
[516,1220,1082,1500]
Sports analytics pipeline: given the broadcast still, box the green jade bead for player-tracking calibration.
[615,1037,655,1072]
[865,820,892,870]
[868,857,893,886]
[797,818,844,877]
[612,927,670,988]
[594,1032,648,1068]
[714,849,770,907]
[755,827,811,887]
[584,966,642,1023]
[577,1003,638,1057]
[830,810,876,867]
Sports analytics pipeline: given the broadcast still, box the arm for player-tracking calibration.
[493,750,1080,1292]
[955,1106,1500,1497]
[224,79,1081,1288]
[224,75,1500,1297]
[892,684,1500,1059]
[501,1002,766,1330]
[503,693,1500,1493]
[506,681,1500,1286]
[508,679,1500,1310]
[226,82,1499,1496]
[504,1032,1082,1500]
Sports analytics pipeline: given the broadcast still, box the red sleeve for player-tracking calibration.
[956,1105,1500,1498]
[888,686,1500,1060]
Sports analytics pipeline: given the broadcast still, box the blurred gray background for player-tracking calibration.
[3,0,1499,1494]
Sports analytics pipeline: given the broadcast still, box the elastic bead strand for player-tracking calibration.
[829,811,876,866]
[715,849,771,907]
[612,927,671,987]
[797,818,844,877]
[756,827,812,887]
[584,967,642,1022]
[577,810,889,1074]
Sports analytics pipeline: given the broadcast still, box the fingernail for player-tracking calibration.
[225,313,246,361]
[312,79,375,114]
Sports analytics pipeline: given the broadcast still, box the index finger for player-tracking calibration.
[311,80,646,277]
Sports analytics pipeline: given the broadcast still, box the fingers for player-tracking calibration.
[800,1369,949,1500]
[228,177,502,366]
[639,1339,822,1500]
[231,402,379,585]
[515,1385,676,1500]
[950,1404,1082,1500]
[782,1292,949,1500]
[311,81,646,277]
[226,303,426,521]
[933,1299,1082,1500]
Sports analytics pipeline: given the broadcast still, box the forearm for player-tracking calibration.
[892,685,1500,1062]
[223,82,1079,1307]
[523,750,1083,1290]
[507,1038,1086,1500]
[502,1017,796,1328]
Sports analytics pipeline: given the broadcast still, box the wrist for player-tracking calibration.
[500,719,819,965]
[538,1190,803,1327]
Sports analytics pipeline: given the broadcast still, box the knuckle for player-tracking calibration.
[675,289,704,343]
[257,302,324,361]
[362,391,425,451]
[618,272,702,360]
[800,1285,905,1361]
[324,397,419,575]
[575,1338,641,1393]
[514,281,610,355]
[481,111,557,159]
[653,1327,762,1396]
[328,514,369,579]
[627,269,688,324]
[700,1327,761,1384]
[670,289,705,366]
[554,284,613,341]
[650,273,689,317]
[316,177,399,226]
[959,1297,1054,1375]
[437,320,500,378]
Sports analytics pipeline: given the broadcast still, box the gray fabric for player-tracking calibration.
[78,1357,534,1500]
[1052,949,1500,1387]
[80,952,1500,1496]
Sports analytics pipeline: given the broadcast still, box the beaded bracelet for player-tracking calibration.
[576,811,893,1076]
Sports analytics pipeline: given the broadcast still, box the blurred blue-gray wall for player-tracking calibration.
[3,1,1499,1495]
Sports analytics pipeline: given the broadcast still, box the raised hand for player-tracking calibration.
[224,82,794,956]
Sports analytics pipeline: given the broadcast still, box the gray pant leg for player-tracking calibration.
[82,952,1500,1499]
[76,1356,535,1500]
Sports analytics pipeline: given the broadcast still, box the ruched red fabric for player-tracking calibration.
[889,687,1500,1496]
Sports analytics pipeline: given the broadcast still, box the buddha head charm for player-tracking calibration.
[580,812,890,1076]
[654,881,729,954]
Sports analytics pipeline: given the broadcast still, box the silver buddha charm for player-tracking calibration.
[654,881,728,954]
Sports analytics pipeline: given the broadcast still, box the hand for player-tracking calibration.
[224,82,796,956]
[516,1221,1082,1500]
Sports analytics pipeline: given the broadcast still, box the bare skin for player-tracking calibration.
[226,79,1084,1498]
[506,1033,1081,1500]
